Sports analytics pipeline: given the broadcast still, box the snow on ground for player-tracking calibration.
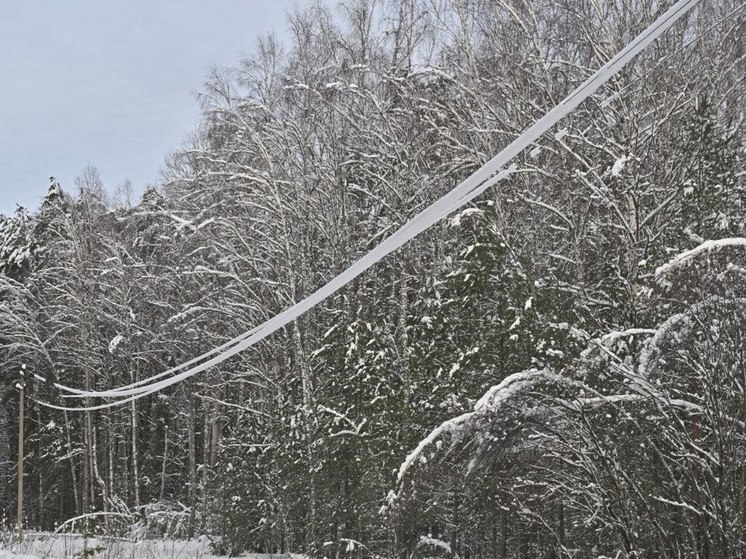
[0,552,38,559]
[0,532,304,559]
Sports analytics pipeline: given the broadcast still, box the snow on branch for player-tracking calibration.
[394,411,474,487]
[654,238,746,280]
[394,369,571,491]
[638,296,746,379]
[599,328,656,345]
[52,512,135,535]
[392,293,746,512]
[473,369,568,413]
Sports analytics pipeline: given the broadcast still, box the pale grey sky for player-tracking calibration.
[0,0,303,215]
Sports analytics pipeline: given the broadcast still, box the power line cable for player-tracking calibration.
[37,0,701,412]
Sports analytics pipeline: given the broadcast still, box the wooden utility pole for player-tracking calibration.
[17,371,25,542]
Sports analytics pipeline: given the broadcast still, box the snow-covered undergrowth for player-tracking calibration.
[0,532,304,559]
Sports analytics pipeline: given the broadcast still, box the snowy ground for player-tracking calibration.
[0,532,303,559]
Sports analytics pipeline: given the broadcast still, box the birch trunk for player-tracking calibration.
[0,387,9,510]
[160,424,169,501]
[63,412,81,515]
[131,398,141,507]
[187,393,198,539]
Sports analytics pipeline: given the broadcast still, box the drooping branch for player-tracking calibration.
[654,237,746,279]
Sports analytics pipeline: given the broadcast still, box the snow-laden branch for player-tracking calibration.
[473,369,568,413]
[599,328,657,345]
[393,327,746,505]
[654,238,746,279]
[394,369,571,490]
[318,405,367,437]
[52,512,135,535]
[650,496,712,519]
[395,411,474,486]
[638,296,746,378]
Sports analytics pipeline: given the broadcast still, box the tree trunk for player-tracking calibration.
[131,399,141,507]
[107,412,115,512]
[90,422,109,529]
[82,416,90,515]
[397,268,411,403]
[499,508,508,559]
[209,404,220,469]
[187,393,198,539]
[293,319,317,547]
[201,402,211,532]
[83,369,92,515]
[450,489,460,559]
[17,382,24,541]
[160,424,169,501]
[63,412,81,515]
[0,387,10,511]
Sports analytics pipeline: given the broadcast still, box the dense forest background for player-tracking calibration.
[0,0,745,557]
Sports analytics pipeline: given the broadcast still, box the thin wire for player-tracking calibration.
[601,2,746,108]
[564,0,699,109]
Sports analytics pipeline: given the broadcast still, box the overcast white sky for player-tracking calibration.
[0,0,303,215]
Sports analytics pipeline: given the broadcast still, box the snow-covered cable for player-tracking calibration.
[48,323,265,397]
[41,0,701,411]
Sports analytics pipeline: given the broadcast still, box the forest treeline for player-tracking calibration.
[0,0,745,557]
